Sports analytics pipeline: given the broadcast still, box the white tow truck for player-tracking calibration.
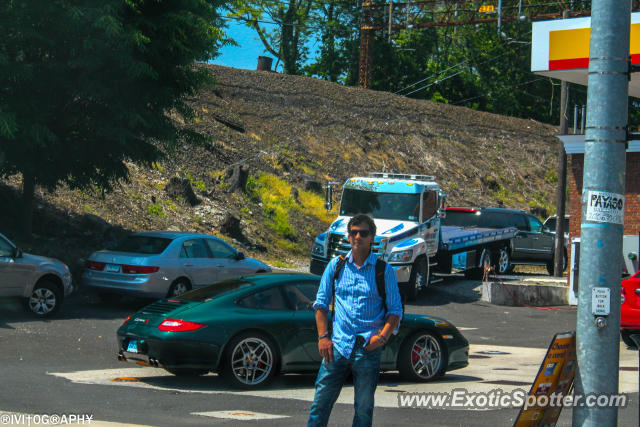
[309,172,517,299]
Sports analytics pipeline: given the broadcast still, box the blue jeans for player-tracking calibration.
[307,336,383,427]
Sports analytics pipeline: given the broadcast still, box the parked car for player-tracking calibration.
[82,231,271,299]
[117,273,469,387]
[0,232,73,316]
[621,270,640,348]
[443,207,567,275]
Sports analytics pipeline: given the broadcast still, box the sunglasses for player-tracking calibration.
[348,229,372,238]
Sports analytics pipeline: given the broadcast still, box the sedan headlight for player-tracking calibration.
[312,243,325,256]
[388,249,413,263]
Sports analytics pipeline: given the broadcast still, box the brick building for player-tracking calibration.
[561,135,640,279]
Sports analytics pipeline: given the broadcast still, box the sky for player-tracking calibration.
[212,20,318,71]
[212,20,274,71]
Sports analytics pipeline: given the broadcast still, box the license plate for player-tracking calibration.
[105,263,120,273]
[127,340,138,353]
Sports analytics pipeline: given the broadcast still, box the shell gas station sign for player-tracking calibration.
[532,12,640,98]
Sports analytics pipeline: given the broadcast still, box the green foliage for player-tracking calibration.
[0,0,228,234]
[228,0,314,74]
[185,172,206,192]
[544,169,558,184]
[300,1,593,125]
[147,204,165,217]
[247,172,333,242]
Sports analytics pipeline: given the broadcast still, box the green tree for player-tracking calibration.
[0,0,227,236]
[228,0,314,74]
[302,0,360,83]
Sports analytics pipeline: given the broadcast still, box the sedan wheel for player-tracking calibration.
[27,281,61,317]
[167,279,190,298]
[223,333,278,388]
[398,331,447,382]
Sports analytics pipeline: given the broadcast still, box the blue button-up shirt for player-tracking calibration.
[313,251,403,359]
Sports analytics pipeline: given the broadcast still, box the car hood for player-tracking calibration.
[22,252,67,269]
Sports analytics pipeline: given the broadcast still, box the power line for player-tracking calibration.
[400,40,531,97]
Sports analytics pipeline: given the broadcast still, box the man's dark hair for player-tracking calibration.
[348,213,376,236]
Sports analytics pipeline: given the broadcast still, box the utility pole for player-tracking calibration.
[572,0,630,425]
[554,10,570,277]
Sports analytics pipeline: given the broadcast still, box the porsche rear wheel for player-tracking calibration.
[398,331,447,382]
[222,332,279,388]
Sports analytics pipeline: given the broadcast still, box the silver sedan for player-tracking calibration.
[82,231,271,299]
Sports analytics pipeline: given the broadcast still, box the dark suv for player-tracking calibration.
[443,207,567,275]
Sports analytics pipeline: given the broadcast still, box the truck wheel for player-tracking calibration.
[406,257,428,301]
[464,250,491,280]
[494,248,512,275]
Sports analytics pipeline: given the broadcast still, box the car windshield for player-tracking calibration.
[442,210,482,227]
[177,279,254,302]
[112,236,172,254]
[340,188,420,221]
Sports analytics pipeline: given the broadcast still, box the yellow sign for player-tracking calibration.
[548,23,640,70]
[514,331,577,427]
[479,5,495,13]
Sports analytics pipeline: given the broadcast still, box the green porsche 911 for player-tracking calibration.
[117,273,469,388]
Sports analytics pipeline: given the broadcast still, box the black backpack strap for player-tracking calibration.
[330,255,347,331]
[375,259,387,315]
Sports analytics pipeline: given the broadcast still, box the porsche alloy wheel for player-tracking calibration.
[224,333,278,388]
[398,331,447,382]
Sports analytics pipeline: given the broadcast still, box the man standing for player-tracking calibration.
[308,214,402,427]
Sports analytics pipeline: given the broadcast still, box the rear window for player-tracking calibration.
[442,211,481,227]
[112,236,172,254]
[178,279,254,302]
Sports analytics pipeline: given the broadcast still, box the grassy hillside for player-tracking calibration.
[0,64,560,277]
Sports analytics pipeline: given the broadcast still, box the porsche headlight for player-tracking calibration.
[388,249,413,263]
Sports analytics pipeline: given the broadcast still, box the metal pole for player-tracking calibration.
[574,104,579,134]
[554,10,570,277]
[581,104,587,134]
[572,0,631,425]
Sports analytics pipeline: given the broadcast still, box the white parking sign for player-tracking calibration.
[585,190,625,224]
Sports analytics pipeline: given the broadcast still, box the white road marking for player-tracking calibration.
[193,410,289,420]
[457,327,478,331]
[49,343,639,410]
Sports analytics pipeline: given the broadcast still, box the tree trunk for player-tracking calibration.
[21,170,35,239]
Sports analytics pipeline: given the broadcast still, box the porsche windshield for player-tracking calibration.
[340,188,420,221]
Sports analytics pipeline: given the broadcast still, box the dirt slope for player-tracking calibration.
[0,64,560,276]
